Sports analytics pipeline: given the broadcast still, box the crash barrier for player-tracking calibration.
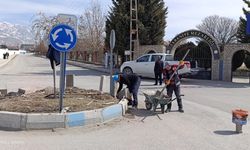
[232,109,248,133]
[0,103,127,130]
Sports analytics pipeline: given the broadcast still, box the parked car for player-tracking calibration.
[120,53,191,78]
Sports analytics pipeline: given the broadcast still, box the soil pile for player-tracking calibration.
[0,87,118,113]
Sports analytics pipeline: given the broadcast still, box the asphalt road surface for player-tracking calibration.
[0,54,250,150]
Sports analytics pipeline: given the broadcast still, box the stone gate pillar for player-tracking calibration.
[223,59,232,82]
[212,59,220,80]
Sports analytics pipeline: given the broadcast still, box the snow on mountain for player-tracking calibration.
[0,22,34,47]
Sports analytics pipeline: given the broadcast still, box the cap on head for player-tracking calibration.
[165,62,171,70]
[112,74,119,81]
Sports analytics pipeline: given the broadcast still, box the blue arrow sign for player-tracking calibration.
[49,24,77,52]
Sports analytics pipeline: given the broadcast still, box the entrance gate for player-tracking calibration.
[167,29,221,80]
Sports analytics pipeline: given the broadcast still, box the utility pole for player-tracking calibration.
[130,0,139,60]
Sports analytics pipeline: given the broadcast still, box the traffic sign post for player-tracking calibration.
[59,52,67,112]
[110,30,116,96]
[49,24,77,112]
[49,24,77,52]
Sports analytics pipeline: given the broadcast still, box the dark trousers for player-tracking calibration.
[154,72,162,85]
[130,78,141,106]
[166,84,183,110]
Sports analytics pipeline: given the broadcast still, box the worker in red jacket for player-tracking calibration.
[163,61,184,113]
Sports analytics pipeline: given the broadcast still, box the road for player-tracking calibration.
[0,54,109,93]
[0,54,250,150]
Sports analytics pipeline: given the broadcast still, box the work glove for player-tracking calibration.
[165,80,170,85]
[179,60,185,66]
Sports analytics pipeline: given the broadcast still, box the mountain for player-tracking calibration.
[0,22,34,47]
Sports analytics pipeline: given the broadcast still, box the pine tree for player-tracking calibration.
[237,0,250,42]
[237,0,250,69]
[138,0,167,45]
[105,0,130,60]
[105,0,168,60]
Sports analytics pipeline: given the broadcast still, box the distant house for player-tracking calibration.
[0,45,7,49]
[7,46,19,55]
[20,44,35,52]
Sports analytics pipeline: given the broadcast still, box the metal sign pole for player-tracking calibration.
[49,24,77,113]
[52,61,56,98]
[59,52,66,112]
[109,30,116,96]
[110,49,113,96]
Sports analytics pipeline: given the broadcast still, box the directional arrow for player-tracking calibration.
[50,24,77,52]
[65,29,73,42]
[52,28,63,41]
[56,42,71,49]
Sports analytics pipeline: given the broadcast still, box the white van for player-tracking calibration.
[120,53,191,78]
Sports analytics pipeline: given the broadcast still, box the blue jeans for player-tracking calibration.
[129,78,141,106]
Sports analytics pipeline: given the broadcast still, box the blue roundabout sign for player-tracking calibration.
[49,24,77,52]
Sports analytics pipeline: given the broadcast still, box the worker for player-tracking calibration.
[163,61,185,113]
[154,56,163,85]
[113,73,141,108]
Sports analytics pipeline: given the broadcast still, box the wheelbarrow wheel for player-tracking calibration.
[161,104,165,114]
[145,102,152,110]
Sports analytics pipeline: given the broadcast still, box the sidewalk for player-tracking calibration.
[67,60,120,74]
[0,54,16,68]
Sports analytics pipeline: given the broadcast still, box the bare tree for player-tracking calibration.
[31,12,58,46]
[78,1,105,53]
[196,15,239,47]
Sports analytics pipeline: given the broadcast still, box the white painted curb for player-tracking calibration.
[0,101,128,130]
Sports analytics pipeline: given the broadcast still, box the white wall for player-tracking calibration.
[0,48,8,59]
[0,49,19,59]
[8,50,20,55]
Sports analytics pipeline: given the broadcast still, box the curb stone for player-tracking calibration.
[0,103,127,130]
[0,56,128,130]
[101,104,123,123]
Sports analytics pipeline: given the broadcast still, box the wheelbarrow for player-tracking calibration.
[143,90,184,114]
[143,49,189,113]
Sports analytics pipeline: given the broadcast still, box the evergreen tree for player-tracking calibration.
[105,0,130,59]
[138,0,167,45]
[105,0,167,61]
[237,0,250,69]
[237,0,250,43]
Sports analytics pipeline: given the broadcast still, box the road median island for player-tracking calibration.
[0,87,126,130]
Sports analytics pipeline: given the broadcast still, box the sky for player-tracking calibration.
[0,0,247,40]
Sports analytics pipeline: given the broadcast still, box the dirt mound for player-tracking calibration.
[0,87,118,113]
